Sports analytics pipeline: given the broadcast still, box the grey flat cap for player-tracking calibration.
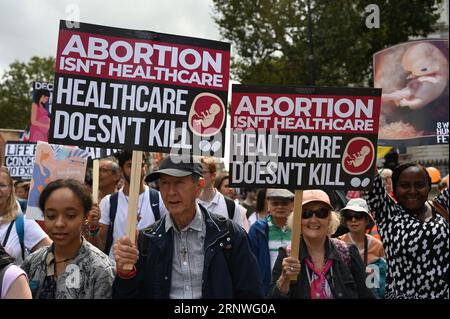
[266,188,295,199]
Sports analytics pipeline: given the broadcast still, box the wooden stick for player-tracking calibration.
[92,160,99,204]
[124,150,143,271]
[289,190,303,281]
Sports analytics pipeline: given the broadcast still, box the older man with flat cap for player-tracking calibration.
[248,188,295,296]
[112,154,262,299]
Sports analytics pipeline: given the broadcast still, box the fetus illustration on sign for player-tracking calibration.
[374,40,449,140]
[189,93,225,137]
[346,146,371,168]
[342,138,374,175]
[193,103,221,127]
[381,42,448,109]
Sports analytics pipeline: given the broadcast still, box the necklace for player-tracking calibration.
[53,248,78,264]
[53,254,76,278]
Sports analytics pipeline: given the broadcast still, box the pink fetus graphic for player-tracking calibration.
[382,42,448,110]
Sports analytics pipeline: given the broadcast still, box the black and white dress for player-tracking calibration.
[364,175,449,299]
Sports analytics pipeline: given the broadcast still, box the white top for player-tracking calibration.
[248,213,258,226]
[236,199,249,232]
[197,189,244,228]
[248,212,268,227]
[0,204,48,265]
[1,265,27,299]
[99,185,166,259]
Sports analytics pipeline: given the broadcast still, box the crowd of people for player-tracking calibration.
[0,152,448,299]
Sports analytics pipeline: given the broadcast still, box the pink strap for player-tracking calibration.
[286,244,292,256]
[305,258,333,299]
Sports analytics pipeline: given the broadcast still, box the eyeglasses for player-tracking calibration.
[0,184,11,190]
[343,211,366,221]
[302,208,330,219]
[99,168,113,173]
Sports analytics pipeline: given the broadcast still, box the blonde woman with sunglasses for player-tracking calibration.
[270,190,373,299]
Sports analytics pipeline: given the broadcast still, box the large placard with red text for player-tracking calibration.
[229,85,382,190]
[49,21,230,157]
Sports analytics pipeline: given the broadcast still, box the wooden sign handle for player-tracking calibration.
[289,190,303,281]
[92,160,99,204]
[123,150,143,271]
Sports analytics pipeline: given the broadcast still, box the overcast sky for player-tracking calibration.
[0,0,222,72]
[0,0,237,167]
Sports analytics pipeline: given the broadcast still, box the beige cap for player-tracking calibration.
[302,190,334,210]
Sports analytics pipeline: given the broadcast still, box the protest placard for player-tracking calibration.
[80,146,120,160]
[3,142,37,180]
[33,81,54,112]
[49,21,230,269]
[26,142,89,220]
[22,82,53,143]
[374,39,449,147]
[229,84,382,281]
[49,20,230,157]
[229,85,382,190]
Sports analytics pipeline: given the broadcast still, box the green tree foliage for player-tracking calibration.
[212,0,442,86]
[0,56,55,129]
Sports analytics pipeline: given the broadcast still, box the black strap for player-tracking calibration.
[2,220,15,248]
[149,188,160,221]
[224,196,235,220]
[105,189,161,254]
[104,192,119,255]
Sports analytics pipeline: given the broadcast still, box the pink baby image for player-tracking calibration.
[26,142,89,220]
[374,40,449,140]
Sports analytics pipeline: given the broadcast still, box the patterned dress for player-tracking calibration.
[364,174,449,299]
[21,238,115,299]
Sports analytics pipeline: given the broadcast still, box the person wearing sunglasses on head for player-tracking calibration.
[270,190,374,299]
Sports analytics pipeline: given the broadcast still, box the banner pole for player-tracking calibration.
[289,189,303,281]
[123,150,143,271]
[92,159,99,204]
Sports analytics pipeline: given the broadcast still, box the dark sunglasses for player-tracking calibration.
[302,208,330,219]
[343,211,366,221]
